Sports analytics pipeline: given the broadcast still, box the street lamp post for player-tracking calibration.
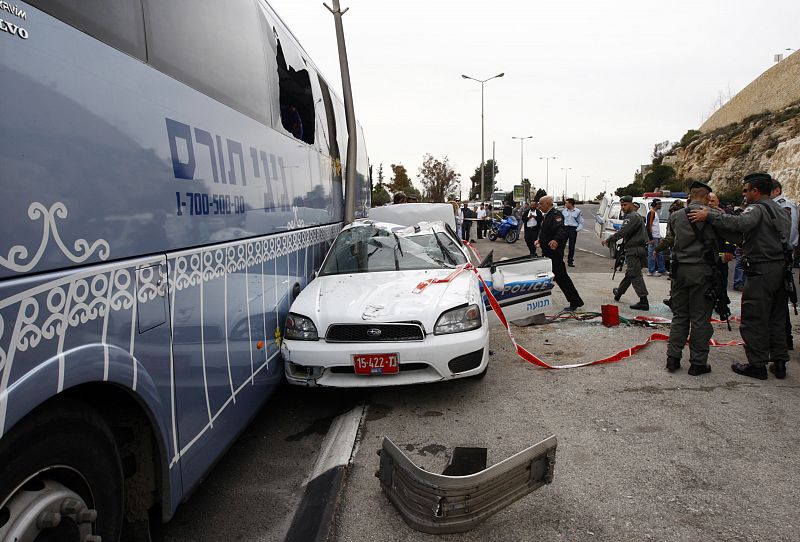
[561,167,572,201]
[581,175,590,202]
[539,156,556,195]
[511,136,533,186]
[462,72,505,203]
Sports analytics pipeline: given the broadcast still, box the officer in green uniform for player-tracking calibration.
[665,181,719,375]
[602,195,649,310]
[689,172,791,380]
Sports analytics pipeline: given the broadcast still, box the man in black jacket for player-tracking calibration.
[536,196,584,311]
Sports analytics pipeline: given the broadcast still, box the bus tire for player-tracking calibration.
[0,399,124,542]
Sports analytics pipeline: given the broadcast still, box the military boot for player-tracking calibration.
[629,297,649,311]
[613,288,622,302]
[769,361,787,379]
[731,363,768,380]
[665,356,681,372]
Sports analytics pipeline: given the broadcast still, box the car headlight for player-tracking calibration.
[434,304,481,335]
[285,313,319,341]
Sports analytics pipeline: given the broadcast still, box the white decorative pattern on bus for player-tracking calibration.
[0,202,111,273]
[0,220,340,464]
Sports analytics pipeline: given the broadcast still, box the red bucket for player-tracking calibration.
[601,304,620,327]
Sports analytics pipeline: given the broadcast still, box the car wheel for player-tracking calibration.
[0,399,124,542]
[505,229,518,243]
[469,364,489,379]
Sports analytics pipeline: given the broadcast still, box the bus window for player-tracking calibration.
[316,76,340,161]
[272,38,316,145]
[27,0,146,60]
[143,0,270,125]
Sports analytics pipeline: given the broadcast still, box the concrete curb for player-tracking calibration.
[284,405,366,542]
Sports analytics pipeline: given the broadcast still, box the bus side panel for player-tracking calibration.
[167,226,338,495]
[0,4,337,282]
[0,257,182,512]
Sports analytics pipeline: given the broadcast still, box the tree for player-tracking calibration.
[386,163,413,196]
[595,191,606,201]
[469,159,499,200]
[641,164,676,192]
[615,183,645,197]
[533,188,547,202]
[651,140,672,166]
[418,154,460,203]
[376,163,385,185]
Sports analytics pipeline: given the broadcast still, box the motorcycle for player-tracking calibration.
[488,215,519,243]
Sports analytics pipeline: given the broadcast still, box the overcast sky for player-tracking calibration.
[269,0,798,200]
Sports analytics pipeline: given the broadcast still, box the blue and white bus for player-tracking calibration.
[0,1,368,539]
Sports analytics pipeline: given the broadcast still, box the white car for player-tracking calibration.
[282,213,554,387]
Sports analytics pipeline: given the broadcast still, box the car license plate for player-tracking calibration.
[353,353,399,375]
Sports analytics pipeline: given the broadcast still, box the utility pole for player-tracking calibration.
[561,167,572,202]
[512,136,533,186]
[325,0,357,223]
[581,175,590,202]
[539,156,556,195]
[491,140,496,200]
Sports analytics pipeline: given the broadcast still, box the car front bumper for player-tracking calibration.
[281,326,489,387]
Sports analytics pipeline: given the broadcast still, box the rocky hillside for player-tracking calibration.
[664,102,800,201]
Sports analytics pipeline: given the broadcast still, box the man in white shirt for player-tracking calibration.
[561,198,584,267]
[772,180,799,248]
[523,200,543,256]
[476,203,487,239]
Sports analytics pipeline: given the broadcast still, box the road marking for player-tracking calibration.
[577,247,609,259]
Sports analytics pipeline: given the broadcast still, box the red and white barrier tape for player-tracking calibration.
[474,270,743,369]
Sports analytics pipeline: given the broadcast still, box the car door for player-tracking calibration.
[594,194,611,237]
[474,252,555,326]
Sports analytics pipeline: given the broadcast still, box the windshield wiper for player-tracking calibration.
[433,233,457,266]
[392,232,404,258]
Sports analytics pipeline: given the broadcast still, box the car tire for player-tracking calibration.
[0,399,124,542]
[505,229,518,243]
[469,364,489,379]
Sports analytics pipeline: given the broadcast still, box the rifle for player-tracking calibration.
[785,249,798,315]
[705,264,732,330]
[612,244,625,280]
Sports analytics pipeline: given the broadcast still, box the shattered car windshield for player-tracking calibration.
[320,225,467,275]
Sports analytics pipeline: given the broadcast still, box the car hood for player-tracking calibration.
[291,269,480,333]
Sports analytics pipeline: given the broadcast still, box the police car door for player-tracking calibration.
[595,194,612,237]
[474,253,555,325]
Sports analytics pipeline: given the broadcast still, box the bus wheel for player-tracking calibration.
[0,400,124,542]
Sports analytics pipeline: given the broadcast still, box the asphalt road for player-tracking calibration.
[152,205,800,541]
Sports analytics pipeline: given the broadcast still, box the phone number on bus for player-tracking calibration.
[175,191,246,216]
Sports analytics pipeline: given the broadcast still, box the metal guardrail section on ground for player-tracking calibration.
[378,435,557,534]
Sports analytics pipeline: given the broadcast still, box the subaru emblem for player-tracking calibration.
[367,328,382,337]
